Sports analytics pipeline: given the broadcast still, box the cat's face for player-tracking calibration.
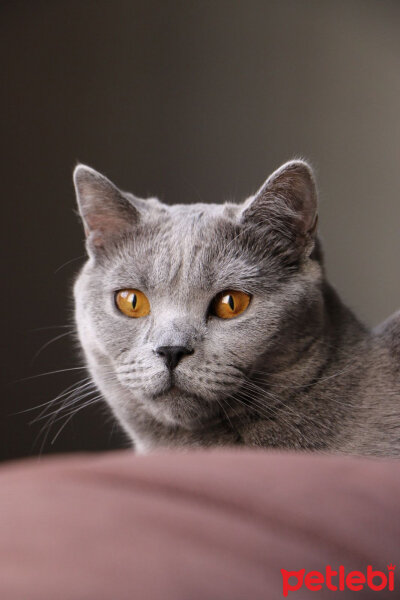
[74,161,322,430]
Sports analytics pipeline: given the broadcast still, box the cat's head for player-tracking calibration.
[73,160,323,430]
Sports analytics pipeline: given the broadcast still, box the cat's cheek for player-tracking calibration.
[207,315,269,358]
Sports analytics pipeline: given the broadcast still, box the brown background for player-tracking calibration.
[1,0,400,461]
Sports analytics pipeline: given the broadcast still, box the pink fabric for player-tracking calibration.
[0,450,398,599]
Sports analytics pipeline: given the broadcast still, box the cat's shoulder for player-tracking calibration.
[373,310,400,356]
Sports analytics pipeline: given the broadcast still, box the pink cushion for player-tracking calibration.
[0,450,398,599]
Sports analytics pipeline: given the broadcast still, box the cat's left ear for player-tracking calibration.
[73,165,141,252]
[240,159,318,256]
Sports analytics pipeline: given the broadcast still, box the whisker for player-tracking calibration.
[236,378,332,433]
[31,331,73,364]
[13,376,93,416]
[30,325,73,332]
[14,366,88,385]
[31,385,97,424]
[54,254,85,274]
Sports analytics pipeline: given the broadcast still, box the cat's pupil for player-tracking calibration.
[228,295,234,310]
[131,294,137,309]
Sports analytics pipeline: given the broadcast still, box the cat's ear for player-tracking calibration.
[240,159,318,257]
[73,165,140,251]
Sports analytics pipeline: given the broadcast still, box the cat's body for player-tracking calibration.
[73,160,400,455]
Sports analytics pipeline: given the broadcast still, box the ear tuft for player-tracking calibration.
[73,165,139,251]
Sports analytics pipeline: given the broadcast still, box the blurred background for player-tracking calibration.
[1,0,400,461]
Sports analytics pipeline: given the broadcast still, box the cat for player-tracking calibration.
[73,160,400,455]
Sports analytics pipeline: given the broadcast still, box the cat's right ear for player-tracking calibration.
[73,165,140,253]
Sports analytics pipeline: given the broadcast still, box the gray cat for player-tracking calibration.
[73,160,400,455]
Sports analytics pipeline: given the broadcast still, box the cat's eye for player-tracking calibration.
[211,290,251,319]
[115,289,150,318]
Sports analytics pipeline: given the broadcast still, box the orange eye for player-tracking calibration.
[211,290,251,319]
[115,289,150,318]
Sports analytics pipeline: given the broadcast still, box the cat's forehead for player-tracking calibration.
[142,199,238,245]
[145,197,238,221]
[141,199,242,252]
[103,201,264,294]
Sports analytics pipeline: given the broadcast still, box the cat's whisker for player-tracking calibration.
[35,388,108,454]
[31,386,98,424]
[248,362,361,395]
[30,324,74,332]
[15,366,89,385]
[228,392,306,440]
[51,394,104,428]
[27,371,116,438]
[14,377,93,416]
[214,397,236,431]
[30,331,74,365]
[236,379,333,433]
[54,254,86,274]
[49,396,103,446]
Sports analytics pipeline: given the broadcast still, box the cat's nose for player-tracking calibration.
[156,345,194,370]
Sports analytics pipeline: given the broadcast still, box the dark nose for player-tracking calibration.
[156,345,194,370]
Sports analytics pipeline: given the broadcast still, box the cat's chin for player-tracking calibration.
[142,385,220,429]
[151,383,183,400]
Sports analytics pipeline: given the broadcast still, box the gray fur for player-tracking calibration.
[73,161,400,455]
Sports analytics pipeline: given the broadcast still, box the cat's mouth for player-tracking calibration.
[152,379,182,400]
[150,374,204,404]
[128,369,228,427]
[162,385,184,398]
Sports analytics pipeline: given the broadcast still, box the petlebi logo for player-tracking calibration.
[281,564,395,596]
